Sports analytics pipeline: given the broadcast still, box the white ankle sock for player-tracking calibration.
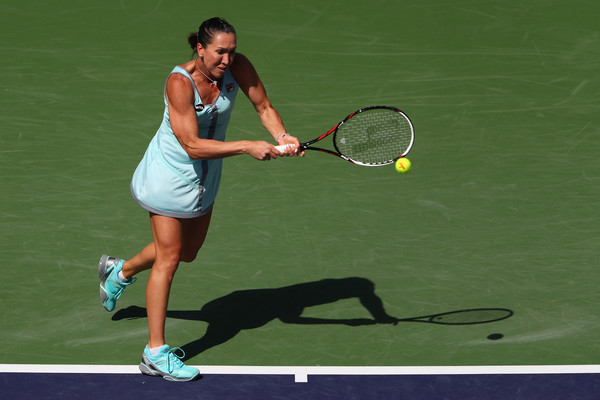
[117,270,129,283]
[149,346,164,356]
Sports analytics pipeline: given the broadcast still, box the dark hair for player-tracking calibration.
[187,17,236,56]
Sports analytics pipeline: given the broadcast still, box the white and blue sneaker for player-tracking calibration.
[139,345,200,382]
[98,254,136,312]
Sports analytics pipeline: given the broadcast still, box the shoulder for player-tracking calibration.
[166,67,195,105]
[230,53,259,87]
[231,53,252,71]
[168,62,195,87]
[167,72,193,89]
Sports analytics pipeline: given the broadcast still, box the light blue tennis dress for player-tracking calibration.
[131,66,239,218]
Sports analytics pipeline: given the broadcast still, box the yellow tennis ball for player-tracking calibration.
[395,157,411,173]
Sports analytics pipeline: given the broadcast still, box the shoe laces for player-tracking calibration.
[112,276,137,300]
[166,347,187,371]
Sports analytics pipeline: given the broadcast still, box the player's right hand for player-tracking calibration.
[248,141,280,161]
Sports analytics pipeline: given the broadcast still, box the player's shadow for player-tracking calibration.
[112,277,398,361]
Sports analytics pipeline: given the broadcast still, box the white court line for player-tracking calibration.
[1,365,599,383]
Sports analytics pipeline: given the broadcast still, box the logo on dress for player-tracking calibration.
[226,83,235,93]
[195,104,204,112]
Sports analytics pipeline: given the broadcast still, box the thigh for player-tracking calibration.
[180,210,213,262]
[150,213,185,263]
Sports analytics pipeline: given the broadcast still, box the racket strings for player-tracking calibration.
[334,108,413,165]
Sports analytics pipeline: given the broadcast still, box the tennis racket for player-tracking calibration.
[275,105,414,166]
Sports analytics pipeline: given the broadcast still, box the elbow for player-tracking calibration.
[255,102,274,118]
[181,143,201,159]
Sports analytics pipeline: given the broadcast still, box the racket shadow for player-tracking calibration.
[112,277,397,360]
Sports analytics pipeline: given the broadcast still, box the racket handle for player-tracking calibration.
[275,144,296,153]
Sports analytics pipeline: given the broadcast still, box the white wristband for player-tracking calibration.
[276,132,288,143]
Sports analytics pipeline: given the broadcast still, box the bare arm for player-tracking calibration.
[231,54,302,154]
[166,73,280,160]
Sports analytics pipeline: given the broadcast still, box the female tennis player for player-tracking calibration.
[98,17,301,382]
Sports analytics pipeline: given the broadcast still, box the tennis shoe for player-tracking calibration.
[98,254,136,312]
[139,345,200,382]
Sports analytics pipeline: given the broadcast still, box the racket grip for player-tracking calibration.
[275,144,296,153]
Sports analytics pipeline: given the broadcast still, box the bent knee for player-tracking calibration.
[179,249,200,263]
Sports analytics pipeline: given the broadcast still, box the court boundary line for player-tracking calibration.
[1,364,599,383]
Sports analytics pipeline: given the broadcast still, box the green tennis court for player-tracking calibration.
[1,0,598,377]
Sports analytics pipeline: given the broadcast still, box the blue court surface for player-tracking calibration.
[2,365,600,399]
[1,371,599,400]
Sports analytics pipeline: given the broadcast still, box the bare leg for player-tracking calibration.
[146,211,212,349]
[121,242,155,279]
